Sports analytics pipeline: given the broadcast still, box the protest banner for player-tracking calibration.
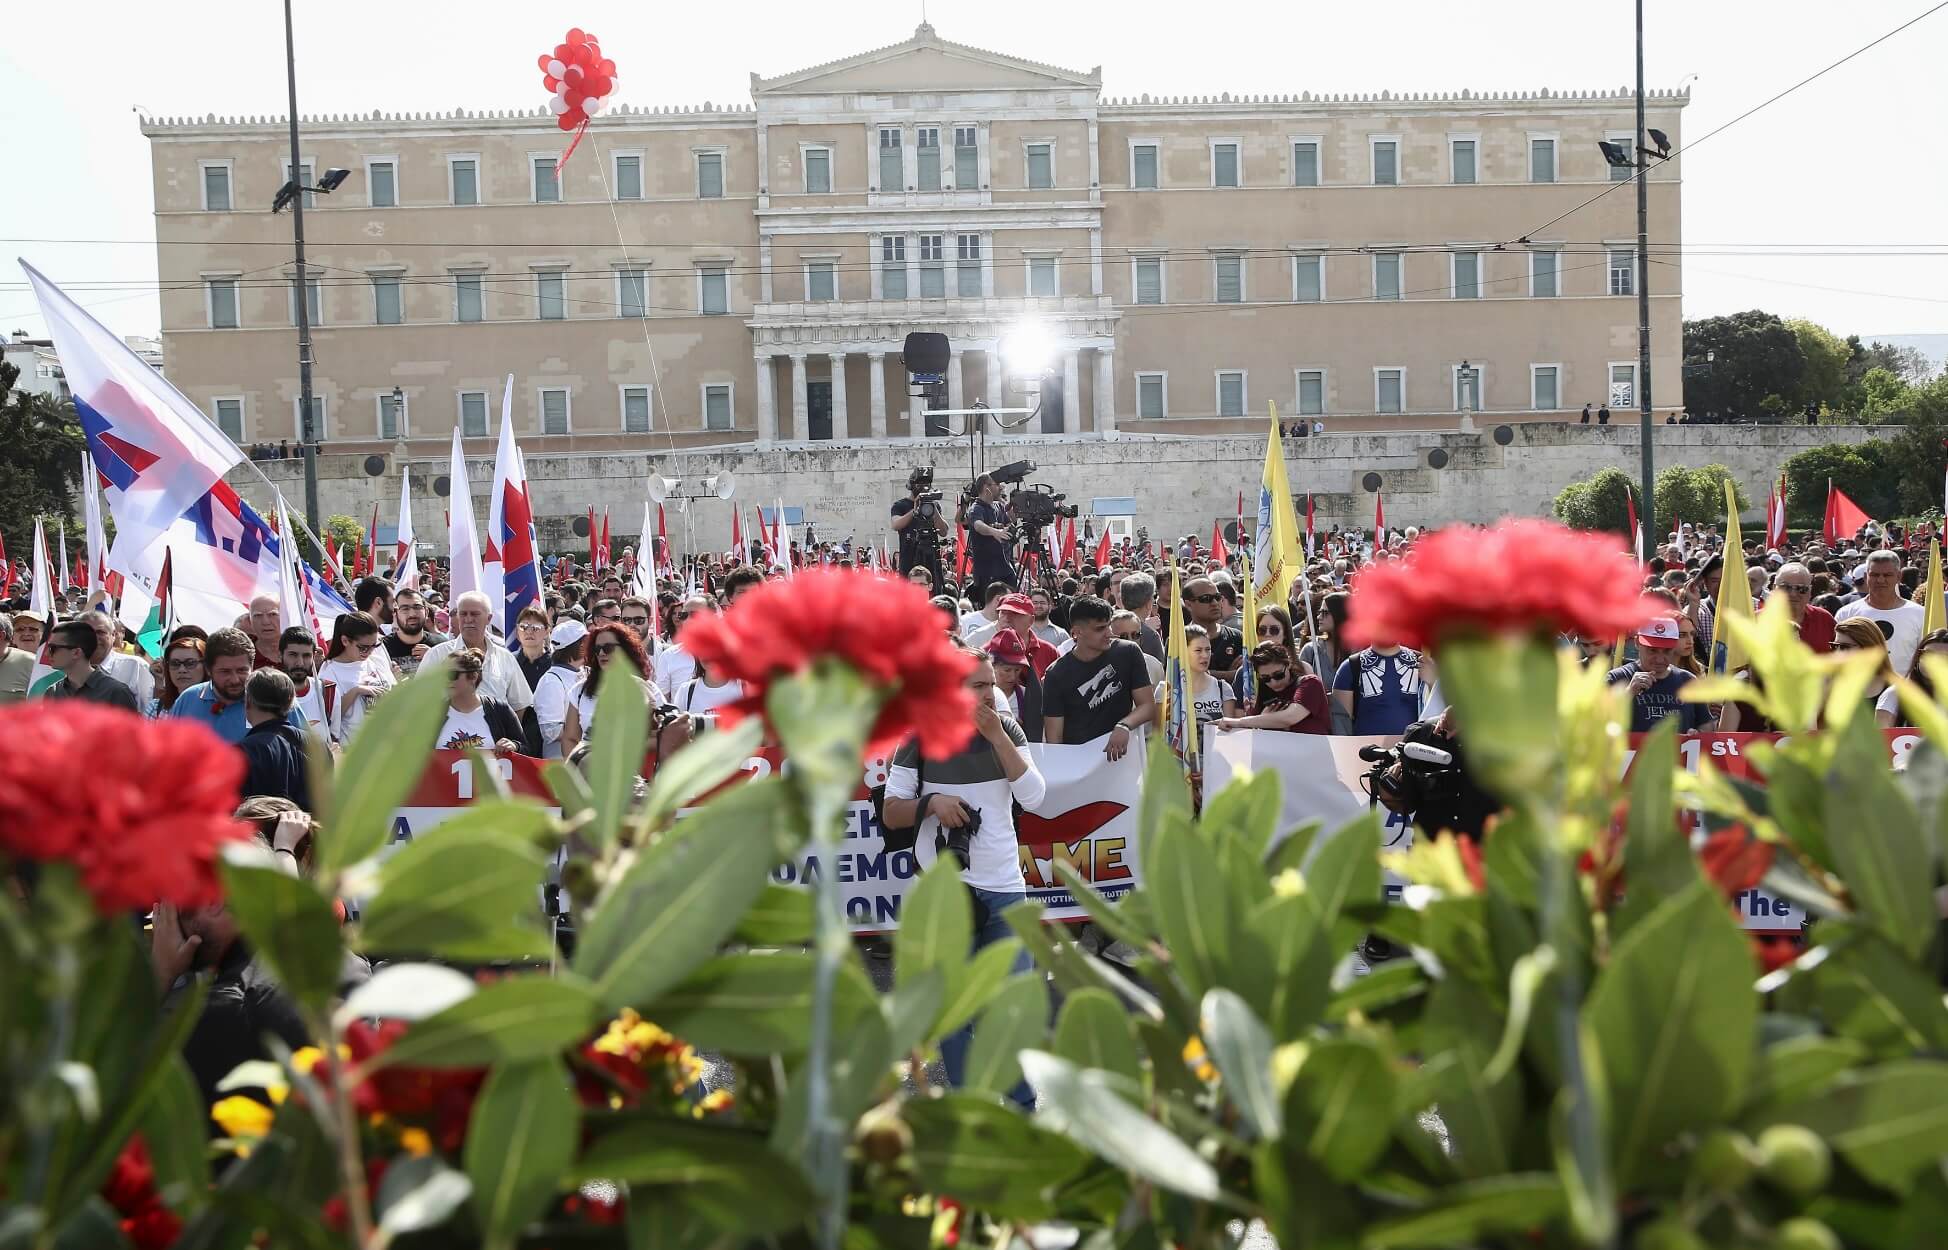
[389,749,554,842]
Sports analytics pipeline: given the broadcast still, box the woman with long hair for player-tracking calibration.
[561,622,654,756]
[1673,613,1705,677]
[1880,627,1948,728]
[1253,604,1295,663]
[1828,618,1894,728]
[150,637,207,718]
[1215,642,1330,734]
[1298,592,1352,734]
[318,611,393,745]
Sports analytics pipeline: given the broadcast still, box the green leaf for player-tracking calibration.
[1583,880,1757,1187]
[936,937,1025,1038]
[1748,1035,1869,1111]
[1810,925,1948,1059]
[584,652,652,852]
[136,1055,209,1218]
[1201,764,1283,861]
[1136,732,1192,887]
[218,859,344,1012]
[1421,978,1520,1180]
[49,1199,132,1250]
[357,812,552,960]
[1305,810,1385,938]
[1751,1060,1948,1194]
[543,760,594,830]
[964,973,1050,1096]
[769,1007,895,1159]
[1286,1037,1398,1182]
[733,882,815,946]
[464,1057,579,1249]
[374,1155,472,1241]
[884,968,945,1059]
[1618,721,1693,933]
[906,1095,1090,1216]
[370,976,602,1070]
[1019,1050,1220,1200]
[1234,891,1333,1038]
[334,962,477,1029]
[897,856,972,993]
[1052,989,1142,1088]
[1327,959,1427,1023]
[1825,713,1938,959]
[574,778,787,1009]
[320,663,454,873]
[1146,810,1230,999]
[1199,989,1280,1140]
[1053,861,1154,950]
[646,950,877,1055]
[573,1119,815,1234]
[639,715,765,833]
[1359,1175,1566,1250]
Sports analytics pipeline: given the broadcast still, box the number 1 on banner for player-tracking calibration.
[450,755,515,800]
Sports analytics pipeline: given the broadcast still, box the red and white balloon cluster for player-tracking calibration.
[536,27,617,133]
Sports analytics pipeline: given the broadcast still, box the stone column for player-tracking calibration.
[947,350,964,414]
[827,353,847,441]
[1062,349,1082,436]
[910,392,926,443]
[868,352,888,440]
[789,353,809,443]
[754,354,777,446]
[1095,349,1116,438]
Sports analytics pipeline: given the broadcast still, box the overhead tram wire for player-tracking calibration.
[1502,0,1948,248]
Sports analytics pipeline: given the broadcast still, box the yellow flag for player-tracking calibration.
[1253,402,1304,611]
[1241,551,1258,653]
[1711,479,1754,676]
[1162,552,1199,768]
[1926,540,1946,637]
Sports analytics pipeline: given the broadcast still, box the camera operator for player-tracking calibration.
[1360,709,1501,843]
[883,643,1044,1101]
[963,474,1017,591]
[891,467,948,587]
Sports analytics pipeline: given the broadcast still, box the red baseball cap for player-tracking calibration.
[985,629,1031,668]
[997,593,1036,616]
[1636,616,1681,649]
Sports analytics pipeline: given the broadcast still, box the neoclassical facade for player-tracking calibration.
[143,24,1687,455]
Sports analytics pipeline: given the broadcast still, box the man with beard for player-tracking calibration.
[171,628,306,744]
[383,587,449,676]
[279,627,327,731]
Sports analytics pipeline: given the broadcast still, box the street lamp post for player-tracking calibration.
[283,0,321,538]
[1634,0,1657,553]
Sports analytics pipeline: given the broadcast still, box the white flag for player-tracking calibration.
[393,469,419,591]
[446,424,485,598]
[631,500,660,639]
[30,519,54,622]
[82,451,108,599]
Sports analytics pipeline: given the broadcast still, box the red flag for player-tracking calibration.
[325,535,341,580]
[731,506,743,560]
[1767,475,1788,550]
[600,509,612,571]
[1093,528,1112,570]
[0,531,10,599]
[1305,494,1316,556]
[1824,480,1872,546]
[954,523,971,583]
[1060,518,1078,570]
[366,502,380,580]
[587,507,599,571]
[1210,519,1228,567]
[1374,492,1386,544]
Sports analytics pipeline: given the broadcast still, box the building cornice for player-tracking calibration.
[139,104,756,139]
[1101,87,1691,113]
[751,22,1101,94]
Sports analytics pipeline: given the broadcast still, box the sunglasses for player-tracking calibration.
[592,642,623,658]
[1188,593,1221,604]
[517,620,547,631]
[167,658,204,670]
[350,639,378,653]
[622,616,651,628]
[1256,668,1292,685]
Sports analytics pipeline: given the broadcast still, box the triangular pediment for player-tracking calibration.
[753,24,1100,95]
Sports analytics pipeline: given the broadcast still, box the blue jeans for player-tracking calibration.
[938,885,1035,1107]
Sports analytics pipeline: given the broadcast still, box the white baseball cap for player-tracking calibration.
[1636,616,1681,650]
[550,619,588,648]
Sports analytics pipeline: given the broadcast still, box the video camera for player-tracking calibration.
[1009,484,1079,530]
[907,466,943,507]
[1357,720,1500,842]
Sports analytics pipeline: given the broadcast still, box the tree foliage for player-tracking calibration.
[1654,464,1748,530]
[325,514,366,558]
[0,348,83,546]
[1553,466,1639,534]
[1787,318,1849,414]
[1682,310,1806,421]
[1782,442,1897,524]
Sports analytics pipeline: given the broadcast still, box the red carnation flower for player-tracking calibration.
[1344,519,1657,652]
[1699,825,1775,898]
[678,568,976,759]
[101,1134,182,1250]
[342,1019,487,1151]
[0,702,252,914]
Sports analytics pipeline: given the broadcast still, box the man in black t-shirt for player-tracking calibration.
[890,471,947,586]
[1041,595,1156,759]
[383,588,449,677]
[1182,575,1244,681]
[964,475,1016,592]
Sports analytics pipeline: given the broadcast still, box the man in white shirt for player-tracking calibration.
[958,581,1008,641]
[423,591,534,715]
[1836,550,1927,674]
[81,611,154,709]
[651,593,714,695]
[279,627,328,731]
[532,620,586,758]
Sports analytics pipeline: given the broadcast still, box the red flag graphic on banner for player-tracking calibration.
[1305,493,1315,556]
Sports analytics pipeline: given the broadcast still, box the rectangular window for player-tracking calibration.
[1297,370,1325,416]
[1530,138,1556,183]
[615,154,642,200]
[1452,250,1480,298]
[369,160,397,207]
[1029,257,1057,298]
[202,164,232,211]
[696,151,723,199]
[916,127,941,191]
[619,267,648,317]
[1215,254,1243,303]
[703,383,732,431]
[1373,252,1401,300]
[954,126,978,187]
[1376,369,1405,414]
[1132,143,1158,189]
[878,128,903,190]
[1610,363,1637,408]
[1454,366,1481,412]
[804,148,831,194]
[918,235,945,298]
[379,392,405,440]
[372,276,403,325]
[1216,371,1246,417]
[1137,373,1166,419]
[1530,250,1558,298]
[622,385,651,433]
[1532,366,1560,412]
[297,396,327,442]
[459,391,488,438]
[1609,248,1636,296]
[1372,139,1397,185]
[1293,254,1323,302]
[213,398,243,441]
[700,267,728,315]
[450,157,478,205]
[540,388,570,435]
[1134,257,1163,305]
[207,279,239,328]
[1213,142,1239,187]
[1609,135,1634,181]
[455,273,483,322]
[807,261,836,302]
[880,236,907,299]
[1292,140,1319,186]
[956,234,982,297]
[285,161,315,208]
[1451,139,1476,184]
[289,278,321,326]
[532,156,559,203]
[537,270,566,320]
[1026,142,1053,189]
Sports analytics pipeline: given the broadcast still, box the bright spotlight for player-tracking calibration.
[1000,322,1057,379]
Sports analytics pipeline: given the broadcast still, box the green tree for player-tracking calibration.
[1858,367,1913,419]
[1782,441,1896,525]
[1682,310,1807,421]
[1886,376,1948,515]
[1787,318,1849,414]
[325,514,366,558]
[0,347,84,547]
[1553,466,1639,534]
[1655,464,1749,529]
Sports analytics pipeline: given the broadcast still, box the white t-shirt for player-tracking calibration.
[574,675,659,746]
[652,645,697,696]
[100,651,154,709]
[884,719,1046,893]
[675,676,744,716]
[1155,672,1225,725]
[317,653,394,744]
[436,704,495,752]
[1836,598,1927,675]
[959,609,998,639]
[532,665,583,759]
[290,679,327,733]
[422,636,534,714]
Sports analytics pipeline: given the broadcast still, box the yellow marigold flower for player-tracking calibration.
[1271,868,1307,898]
[398,1127,434,1157]
[291,1046,325,1075]
[694,1089,734,1118]
[211,1095,274,1141]
[1182,1037,1217,1083]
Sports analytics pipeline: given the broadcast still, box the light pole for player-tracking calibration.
[1634,0,1656,553]
[283,0,321,538]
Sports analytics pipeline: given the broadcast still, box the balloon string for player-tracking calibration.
[559,118,590,168]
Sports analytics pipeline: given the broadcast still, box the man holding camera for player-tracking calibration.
[883,644,1045,1099]
[891,468,948,588]
[964,474,1017,592]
